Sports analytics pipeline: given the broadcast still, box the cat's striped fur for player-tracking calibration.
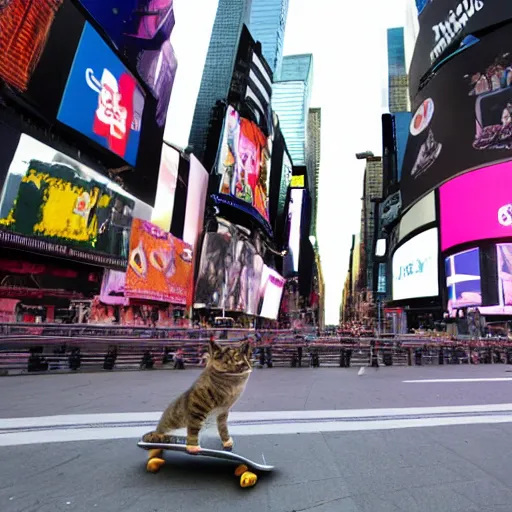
[142,338,252,452]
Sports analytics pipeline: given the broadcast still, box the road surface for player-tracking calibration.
[2,365,512,511]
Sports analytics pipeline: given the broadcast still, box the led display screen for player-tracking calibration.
[217,106,270,221]
[182,155,208,250]
[57,22,145,165]
[258,265,285,320]
[78,0,177,128]
[497,243,512,307]
[445,248,482,313]
[402,22,512,209]
[399,191,436,242]
[392,227,439,300]
[284,188,304,276]
[151,144,179,231]
[194,224,263,315]
[440,161,512,251]
[0,134,138,268]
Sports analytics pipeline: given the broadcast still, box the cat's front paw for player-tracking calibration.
[222,437,234,451]
[186,445,202,454]
[142,431,170,444]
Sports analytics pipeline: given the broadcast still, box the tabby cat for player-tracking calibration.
[142,338,252,453]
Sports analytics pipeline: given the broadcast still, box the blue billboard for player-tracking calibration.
[57,22,145,166]
[78,0,177,128]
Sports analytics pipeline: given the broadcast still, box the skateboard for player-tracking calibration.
[138,435,274,488]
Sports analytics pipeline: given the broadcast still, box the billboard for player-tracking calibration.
[392,228,439,300]
[78,0,177,128]
[258,265,285,320]
[399,191,436,242]
[0,134,136,268]
[151,144,179,231]
[445,248,482,313]
[284,188,304,276]
[439,161,512,251]
[182,155,208,250]
[401,22,512,209]
[497,243,512,307]
[0,0,64,91]
[57,22,144,165]
[125,218,193,304]
[217,106,270,221]
[408,0,512,98]
[194,224,263,314]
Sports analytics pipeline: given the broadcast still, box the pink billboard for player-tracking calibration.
[440,161,512,251]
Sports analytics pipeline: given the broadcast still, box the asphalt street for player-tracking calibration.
[2,365,512,511]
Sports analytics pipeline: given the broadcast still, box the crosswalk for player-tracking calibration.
[3,404,512,447]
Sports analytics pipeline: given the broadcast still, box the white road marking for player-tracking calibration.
[3,404,512,447]
[404,378,512,383]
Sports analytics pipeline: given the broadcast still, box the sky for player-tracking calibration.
[283,0,408,325]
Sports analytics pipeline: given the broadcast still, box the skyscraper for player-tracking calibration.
[272,54,313,166]
[188,0,252,161]
[307,108,321,238]
[248,0,289,78]
[387,27,409,112]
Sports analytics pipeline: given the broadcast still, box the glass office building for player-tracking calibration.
[272,54,313,166]
[249,0,289,78]
[387,27,409,112]
[394,111,412,181]
[188,0,252,160]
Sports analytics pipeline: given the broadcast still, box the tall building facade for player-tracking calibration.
[307,108,321,238]
[272,54,313,166]
[248,0,289,78]
[387,27,409,112]
[189,0,252,161]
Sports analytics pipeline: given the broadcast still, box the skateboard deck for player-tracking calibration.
[138,436,274,472]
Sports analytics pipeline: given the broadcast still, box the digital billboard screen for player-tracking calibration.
[78,0,177,128]
[284,188,304,276]
[0,133,137,268]
[258,265,285,320]
[401,22,512,209]
[408,0,512,98]
[497,243,512,307]
[217,106,271,221]
[399,191,436,242]
[57,22,145,166]
[440,161,512,251]
[392,227,439,301]
[0,0,64,91]
[151,144,179,232]
[194,224,263,315]
[445,248,482,313]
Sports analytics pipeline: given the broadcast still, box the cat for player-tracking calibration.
[142,338,253,453]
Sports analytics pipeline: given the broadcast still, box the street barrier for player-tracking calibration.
[1,324,511,375]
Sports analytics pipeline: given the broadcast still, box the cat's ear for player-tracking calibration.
[240,340,252,357]
[209,337,222,355]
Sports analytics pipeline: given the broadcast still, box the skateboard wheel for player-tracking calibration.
[148,449,163,459]
[234,464,248,477]
[240,471,257,488]
[147,457,165,473]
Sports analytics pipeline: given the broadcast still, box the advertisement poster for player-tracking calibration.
[401,22,512,209]
[439,161,512,251]
[78,0,177,128]
[57,22,145,166]
[218,106,271,221]
[0,134,134,266]
[257,265,285,320]
[151,144,179,231]
[284,188,304,276]
[445,248,482,313]
[392,228,439,301]
[408,0,512,97]
[125,218,193,304]
[497,243,512,306]
[194,226,263,314]
[0,0,63,91]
